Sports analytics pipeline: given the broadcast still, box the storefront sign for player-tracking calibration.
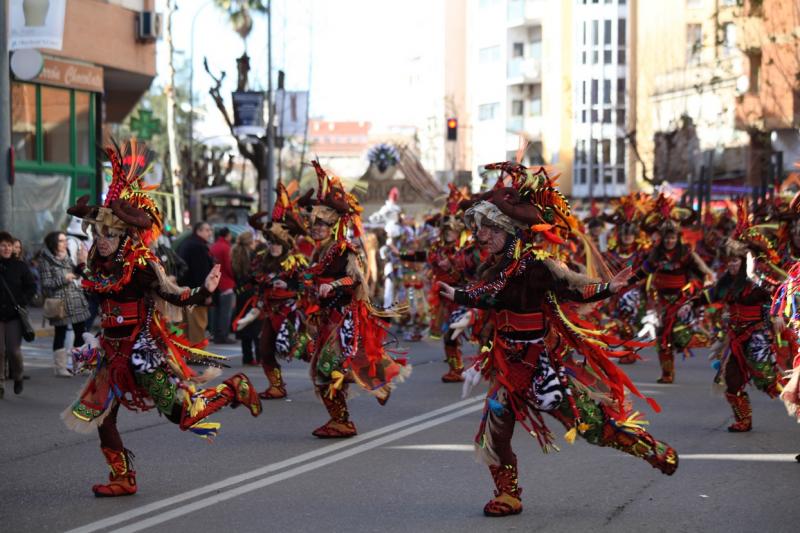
[30,57,104,93]
[9,0,67,51]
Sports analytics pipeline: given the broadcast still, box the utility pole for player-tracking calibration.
[264,0,276,217]
[0,2,11,231]
[165,0,184,232]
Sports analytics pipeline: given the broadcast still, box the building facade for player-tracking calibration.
[8,0,157,247]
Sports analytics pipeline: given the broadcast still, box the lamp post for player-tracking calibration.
[189,0,215,165]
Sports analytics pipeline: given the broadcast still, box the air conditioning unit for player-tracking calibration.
[136,12,162,42]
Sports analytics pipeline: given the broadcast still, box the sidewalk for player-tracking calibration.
[27,306,54,338]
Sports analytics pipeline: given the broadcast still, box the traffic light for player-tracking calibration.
[446,118,458,141]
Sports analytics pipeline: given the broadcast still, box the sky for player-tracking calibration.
[155,0,434,141]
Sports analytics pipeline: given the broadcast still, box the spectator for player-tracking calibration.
[209,227,236,344]
[0,232,36,398]
[232,232,261,365]
[11,238,24,261]
[176,221,214,344]
[39,231,90,377]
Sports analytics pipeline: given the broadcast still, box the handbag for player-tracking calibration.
[43,297,67,320]
[0,272,36,342]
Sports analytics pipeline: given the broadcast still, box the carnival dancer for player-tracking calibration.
[404,184,481,381]
[239,183,311,400]
[439,162,677,517]
[601,194,651,362]
[299,160,410,438]
[693,230,783,432]
[629,193,714,383]
[62,140,262,497]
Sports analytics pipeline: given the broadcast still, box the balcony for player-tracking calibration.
[507,57,541,84]
[507,115,543,139]
[507,0,544,27]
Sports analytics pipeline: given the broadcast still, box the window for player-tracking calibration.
[616,137,625,164]
[9,81,97,210]
[511,100,524,116]
[591,79,599,105]
[687,23,702,65]
[618,48,626,65]
[616,168,625,184]
[617,78,625,105]
[529,26,542,59]
[582,81,587,105]
[41,86,71,164]
[528,84,542,115]
[592,21,599,46]
[479,46,501,64]
[591,109,598,122]
[722,22,736,56]
[512,42,524,58]
[602,108,611,123]
[11,83,36,161]
[616,108,626,127]
[479,102,499,120]
[603,80,611,103]
[602,139,611,164]
[604,20,612,45]
[618,18,626,46]
[748,50,761,93]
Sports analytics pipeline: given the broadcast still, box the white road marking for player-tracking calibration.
[111,404,484,533]
[387,444,474,451]
[681,453,798,462]
[65,396,485,533]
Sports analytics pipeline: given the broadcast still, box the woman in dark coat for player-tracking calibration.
[0,231,36,397]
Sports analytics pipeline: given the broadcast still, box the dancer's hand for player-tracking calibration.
[204,264,221,292]
[438,281,455,301]
[319,283,333,298]
[773,315,786,333]
[609,267,632,293]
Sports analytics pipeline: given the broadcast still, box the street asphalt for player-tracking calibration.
[1,333,798,533]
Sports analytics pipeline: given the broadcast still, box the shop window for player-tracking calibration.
[11,83,36,161]
[75,92,92,166]
[41,86,71,164]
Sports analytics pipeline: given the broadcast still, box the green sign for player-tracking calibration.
[130,109,162,140]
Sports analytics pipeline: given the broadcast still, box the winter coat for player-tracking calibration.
[0,257,36,322]
[177,234,213,288]
[210,237,235,292]
[38,249,90,327]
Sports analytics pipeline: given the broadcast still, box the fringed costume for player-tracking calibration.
[62,141,262,497]
[238,183,311,400]
[697,213,784,432]
[300,161,410,438]
[444,161,677,517]
[600,193,652,362]
[630,193,712,383]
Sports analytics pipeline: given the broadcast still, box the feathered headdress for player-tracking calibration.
[641,192,694,235]
[67,139,161,246]
[299,160,364,243]
[249,181,308,249]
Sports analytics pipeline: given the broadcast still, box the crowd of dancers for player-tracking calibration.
[49,139,800,517]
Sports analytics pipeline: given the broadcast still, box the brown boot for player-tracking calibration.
[313,387,357,438]
[259,366,287,400]
[483,454,523,517]
[93,447,137,497]
[601,421,678,475]
[725,392,752,432]
[657,349,674,383]
[441,344,465,383]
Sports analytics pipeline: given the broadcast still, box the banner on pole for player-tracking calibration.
[9,0,67,51]
[232,91,266,138]
[276,90,309,137]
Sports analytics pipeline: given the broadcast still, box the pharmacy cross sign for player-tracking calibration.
[129,109,162,140]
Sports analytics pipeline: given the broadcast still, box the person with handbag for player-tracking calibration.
[39,231,91,377]
[0,231,36,398]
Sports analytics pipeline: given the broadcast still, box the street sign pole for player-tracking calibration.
[0,2,11,231]
[264,0,276,217]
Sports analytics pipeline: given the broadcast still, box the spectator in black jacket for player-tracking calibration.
[177,221,214,343]
[0,232,36,398]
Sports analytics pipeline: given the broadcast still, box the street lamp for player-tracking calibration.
[189,0,216,164]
